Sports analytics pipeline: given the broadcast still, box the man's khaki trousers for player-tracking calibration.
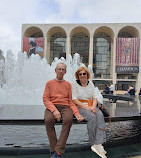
[44,105,73,153]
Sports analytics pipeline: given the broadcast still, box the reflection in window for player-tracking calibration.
[93,80,110,90]
[50,32,66,63]
[71,32,89,65]
[93,32,111,79]
[117,74,137,79]
[116,81,135,90]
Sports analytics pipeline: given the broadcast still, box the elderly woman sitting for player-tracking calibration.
[72,66,107,158]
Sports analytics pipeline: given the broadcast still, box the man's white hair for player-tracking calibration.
[56,62,67,69]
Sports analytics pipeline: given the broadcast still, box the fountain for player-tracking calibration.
[0,51,141,157]
[0,50,93,119]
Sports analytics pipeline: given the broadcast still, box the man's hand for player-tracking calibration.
[53,110,61,122]
[75,114,84,122]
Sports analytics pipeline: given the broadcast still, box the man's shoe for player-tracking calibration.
[50,152,62,158]
[91,145,107,158]
[50,152,55,156]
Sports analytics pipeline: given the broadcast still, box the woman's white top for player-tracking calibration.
[72,80,98,106]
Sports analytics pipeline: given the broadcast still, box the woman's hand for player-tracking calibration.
[91,108,97,114]
[85,106,93,111]
[76,114,84,122]
[86,106,97,113]
[90,106,97,114]
[97,104,102,108]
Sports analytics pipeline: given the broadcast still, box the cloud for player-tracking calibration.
[0,0,141,56]
[0,0,39,55]
[53,0,141,23]
[44,0,141,24]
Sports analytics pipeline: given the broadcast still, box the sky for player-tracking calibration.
[0,0,141,57]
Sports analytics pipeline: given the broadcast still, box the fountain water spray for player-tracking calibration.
[0,51,94,105]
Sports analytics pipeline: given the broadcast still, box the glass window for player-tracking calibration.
[116,81,135,90]
[93,80,110,90]
[118,32,133,38]
[50,32,66,63]
[71,32,89,66]
[93,32,111,79]
[117,74,137,79]
[31,32,43,37]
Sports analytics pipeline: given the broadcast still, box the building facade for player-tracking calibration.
[22,23,141,93]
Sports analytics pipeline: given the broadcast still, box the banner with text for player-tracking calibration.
[116,38,140,73]
[23,38,45,57]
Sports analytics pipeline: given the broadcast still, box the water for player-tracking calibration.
[0,51,141,157]
[0,51,93,105]
[0,120,141,148]
[0,142,141,157]
[1,142,141,158]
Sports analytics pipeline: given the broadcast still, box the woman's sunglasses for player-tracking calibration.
[78,73,87,76]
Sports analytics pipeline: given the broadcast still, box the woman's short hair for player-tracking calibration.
[75,66,91,80]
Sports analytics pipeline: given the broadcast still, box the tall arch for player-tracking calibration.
[118,26,140,37]
[70,27,90,65]
[93,26,114,80]
[117,26,140,90]
[23,26,43,37]
[23,27,44,57]
[47,27,66,63]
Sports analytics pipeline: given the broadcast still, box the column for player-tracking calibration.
[46,38,50,64]
[112,37,117,94]
[44,36,47,59]
[136,37,141,92]
[66,35,71,58]
[89,34,93,66]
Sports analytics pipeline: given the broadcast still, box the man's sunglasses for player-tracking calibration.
[78,73,87,76]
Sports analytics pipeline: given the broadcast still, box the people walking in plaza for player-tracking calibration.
[103,84,110,94]
[72,66,107,158]
[125,85,135,96]
[109,82,114,94]
[43,63,83,158]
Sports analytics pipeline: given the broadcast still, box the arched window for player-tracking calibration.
[93,32,111,79]
[50,32,66,63]
[117,30,137,81]
[31,32,43,37]
[71,32,89,65]
[118,32,133,38]
[24,27,43,38]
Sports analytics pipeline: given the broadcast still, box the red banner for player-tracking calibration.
[23,38,45,57]
[116,38,139,73]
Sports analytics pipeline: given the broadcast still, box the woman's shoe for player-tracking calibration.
[91,144,107,158]
[101,145,107,154]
